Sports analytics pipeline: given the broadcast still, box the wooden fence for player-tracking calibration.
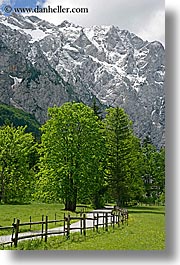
[0,208,128,248]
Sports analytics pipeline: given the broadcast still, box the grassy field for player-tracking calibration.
[0,203,91,236]
[1,205,165,250]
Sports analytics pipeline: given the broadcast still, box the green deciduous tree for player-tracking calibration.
[0,126,36,204]
[103,107,144,206]
[142,138,165,204]
[155,147,165,200]
[36,102,105,211]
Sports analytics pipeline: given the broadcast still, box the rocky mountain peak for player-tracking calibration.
[0,14,165,148]
[58,20,77,28]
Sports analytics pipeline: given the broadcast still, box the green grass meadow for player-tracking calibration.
[0,204,165,250]
[0,203,90,236]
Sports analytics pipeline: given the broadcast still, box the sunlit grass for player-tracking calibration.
[2,205,165,250]
[0,203,91,236]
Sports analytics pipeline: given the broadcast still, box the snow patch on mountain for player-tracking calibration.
[9,75,23,89]
[0,14,165,148]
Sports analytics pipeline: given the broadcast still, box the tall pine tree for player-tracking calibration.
[104,107,144,206]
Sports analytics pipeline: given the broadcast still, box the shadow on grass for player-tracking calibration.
[127,206,165,211]
[128,210,165,215]
[127,206,165,215]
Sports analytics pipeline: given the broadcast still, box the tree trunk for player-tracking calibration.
[64,171,78,211]
[65,198,76,212]
[93,192,104,209]
[116,197,124,207]
[65,187,77,212]
[93,194,100,209]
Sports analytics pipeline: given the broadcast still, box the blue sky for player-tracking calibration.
[0,0,45,8]
[14,0,46,8]
[0,0,165,45]
[14,0,37,7]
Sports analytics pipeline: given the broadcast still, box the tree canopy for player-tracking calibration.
[141,138,165,204]
[0,126,36,204]
[103,107,144,206]
[36,102,105,211]
[0,102,165,207]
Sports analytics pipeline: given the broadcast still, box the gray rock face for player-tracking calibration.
[0,13,165,148]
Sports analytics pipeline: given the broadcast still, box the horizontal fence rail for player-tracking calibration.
[0,208,128,248]
[0,225,14,230]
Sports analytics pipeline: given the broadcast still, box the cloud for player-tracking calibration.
[35,0,164,43]
[137,10,165,44]
[2,0,164,44]
[0,0,10,5]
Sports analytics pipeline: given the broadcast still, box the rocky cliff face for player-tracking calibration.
[0,13,165,148]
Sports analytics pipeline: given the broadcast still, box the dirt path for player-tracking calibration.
[0,208,113,245]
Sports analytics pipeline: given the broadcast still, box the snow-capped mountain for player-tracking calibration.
[0,13,165,148]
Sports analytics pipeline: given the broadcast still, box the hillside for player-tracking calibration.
[0,103,40,138]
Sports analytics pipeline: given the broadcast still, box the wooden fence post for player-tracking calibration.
[96,213,99,232]
[121,211,123,226]
[121,211,124,225]
[117,211,120,227]
[41,215,44,240]
[111,213,113,227]
[11,218,15,245]
[80,212,83,235]
[83,213,86,237]
[93,213,95,232]
[116,212,118,224]
[103,213,105,230]
[112,213,115,229]
[45,216,48,243]
[14,219,20,247]
[66,214,70,239]
[105,212,108,231]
